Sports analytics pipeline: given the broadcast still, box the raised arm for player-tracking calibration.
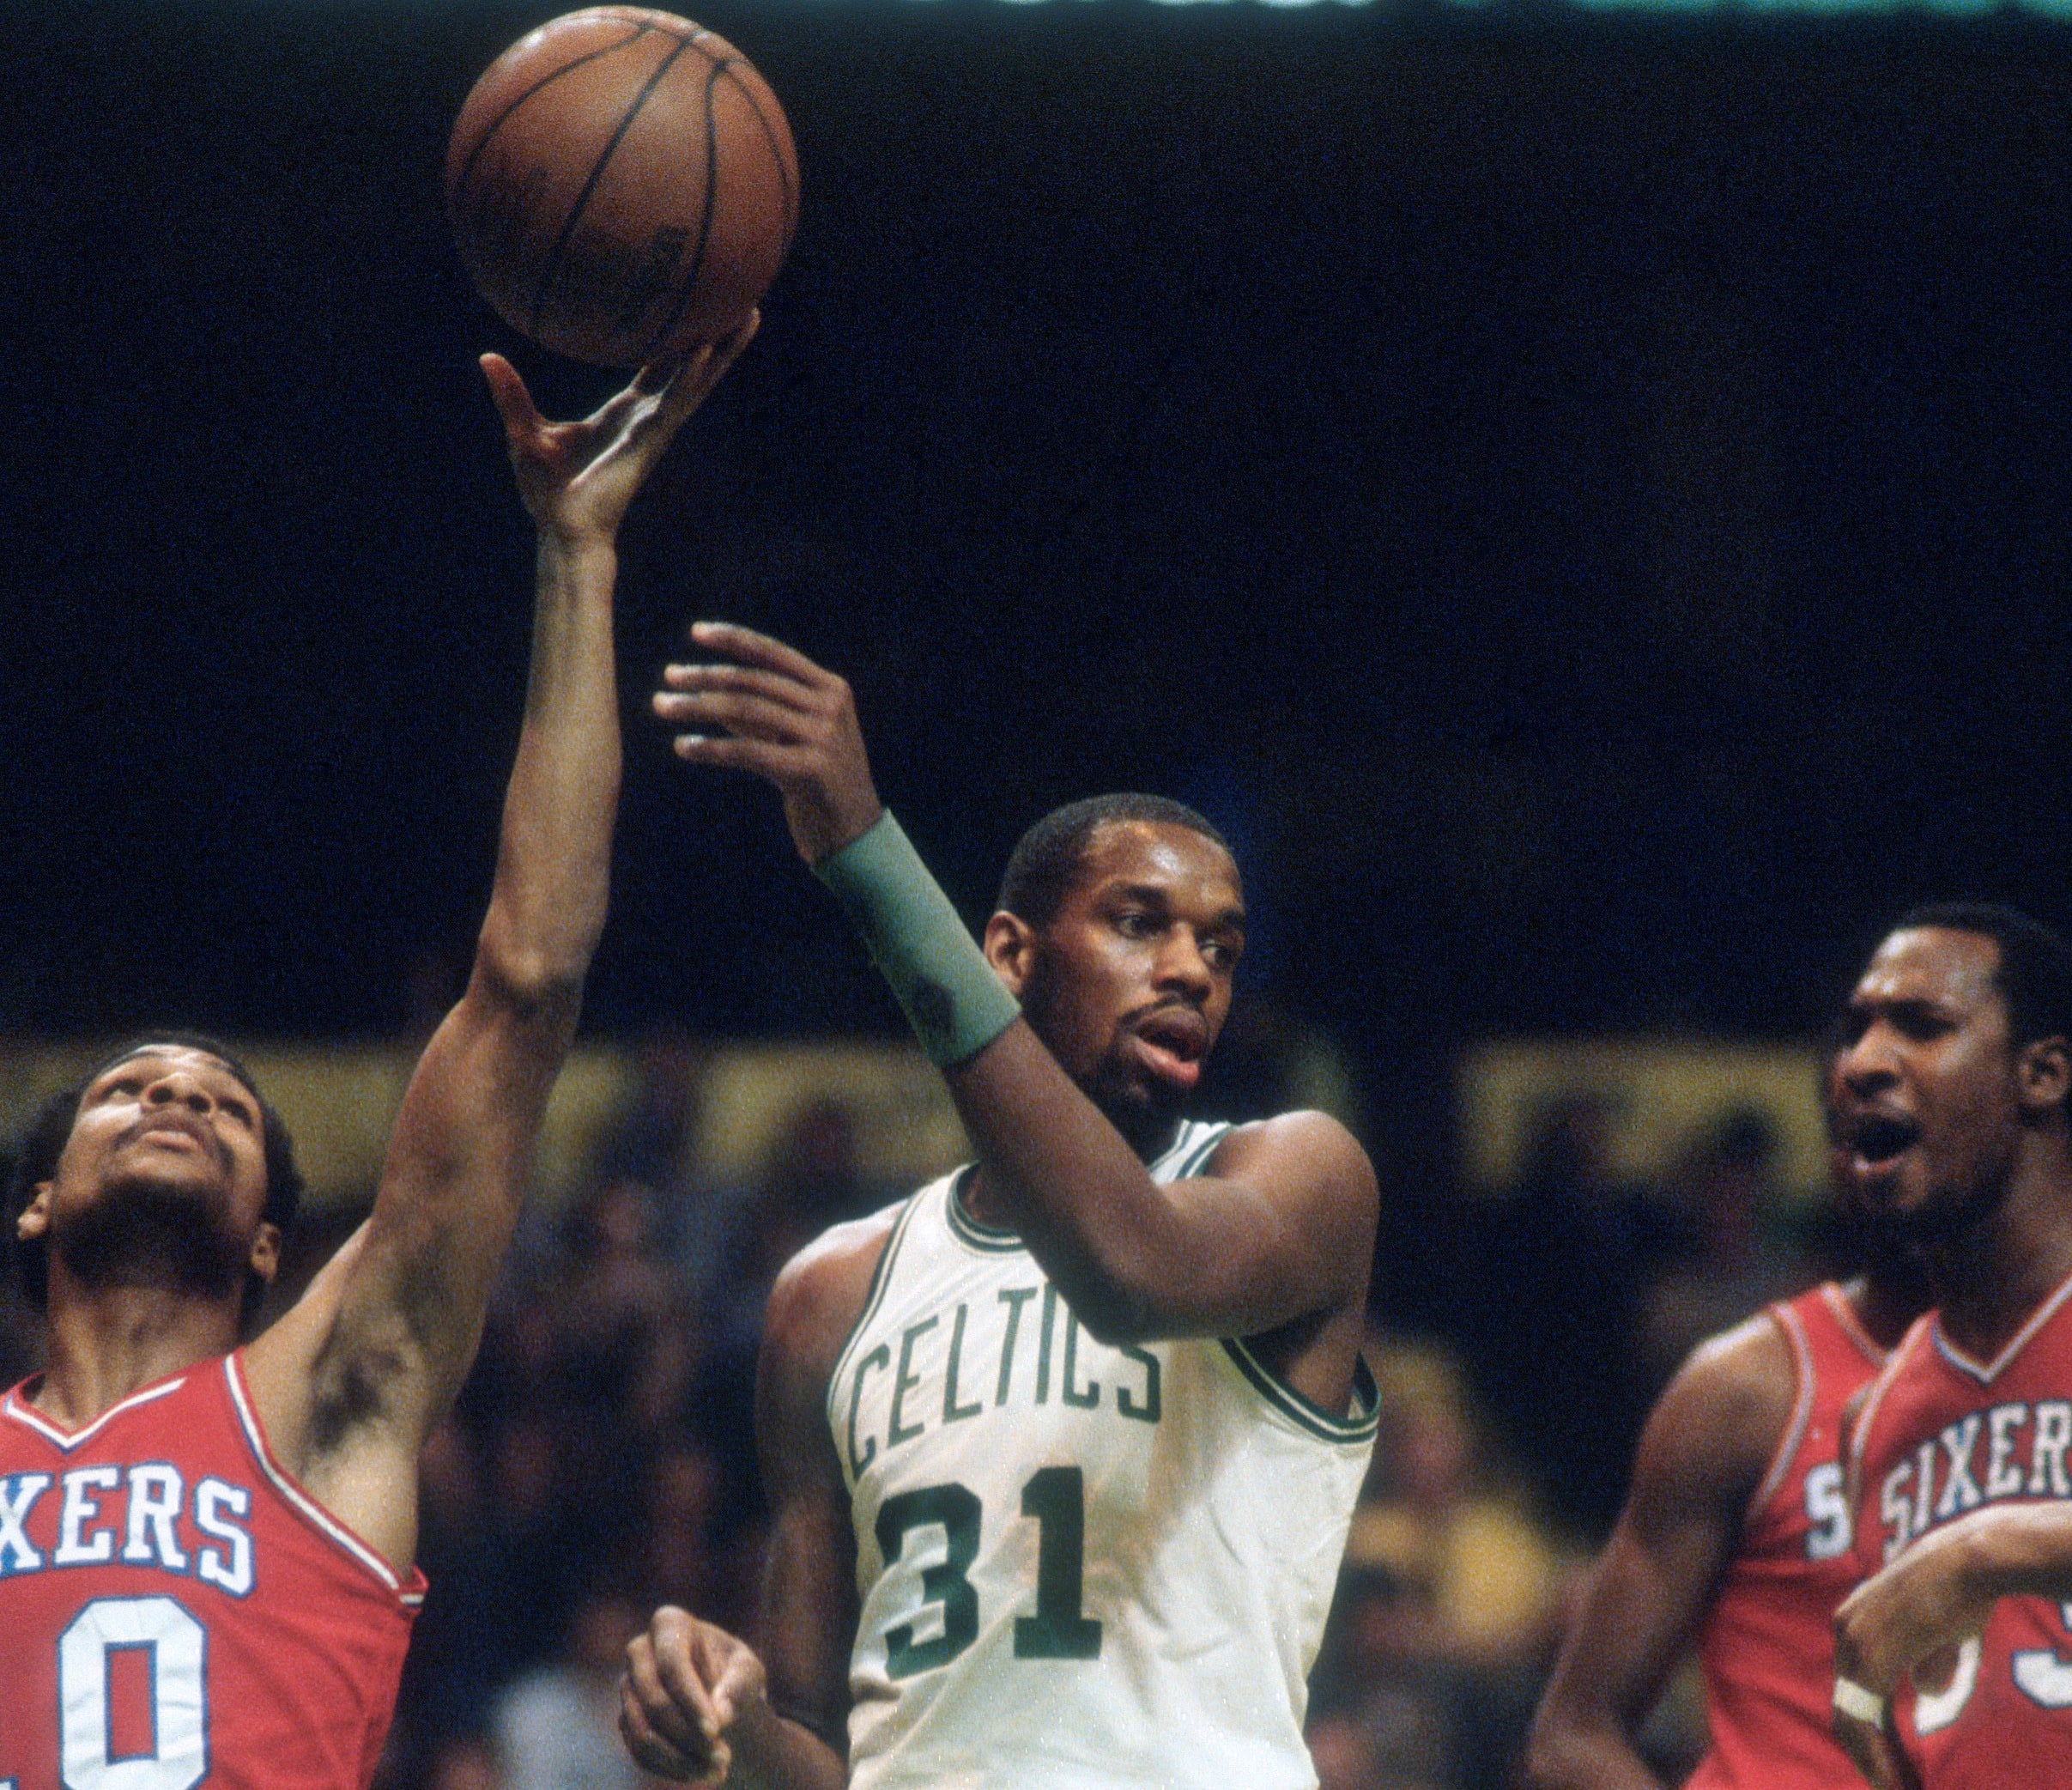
[245,322,756,1569]
[651,623,1374,1364]
[621,1218,882,1789]
[1526,1314,1794,1790]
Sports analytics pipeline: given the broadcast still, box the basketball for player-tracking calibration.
[446,7,797,367]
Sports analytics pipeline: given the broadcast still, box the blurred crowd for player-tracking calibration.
[0,1033,1856,1790]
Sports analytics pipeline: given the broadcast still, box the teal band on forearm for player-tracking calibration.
[813,812,1022,1068]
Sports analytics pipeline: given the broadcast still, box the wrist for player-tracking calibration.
[801,798,885,866]
[814,811,1021,1068]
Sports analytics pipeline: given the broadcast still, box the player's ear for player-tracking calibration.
[16,1182,52,1243]
[985,911,1038,998]
[2017,1035,2071,1116]
[246,1222,282,1287]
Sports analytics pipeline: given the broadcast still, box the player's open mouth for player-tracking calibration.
[1847,1113,1919,1169]
[1130,1009,1209,1090]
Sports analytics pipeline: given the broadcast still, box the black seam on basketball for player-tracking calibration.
[528,34,696,343]
[636,59,726,362]
[716,64,798,242]
[453,23,652,204]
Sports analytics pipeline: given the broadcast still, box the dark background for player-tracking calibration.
[4,0,2069,1141]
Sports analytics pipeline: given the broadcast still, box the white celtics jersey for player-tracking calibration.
[827,1119,1379,1790]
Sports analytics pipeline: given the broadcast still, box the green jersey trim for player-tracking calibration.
[825,1192,925,1439]
[1221,1338,1383,1444]
[946,1167,1022,1253]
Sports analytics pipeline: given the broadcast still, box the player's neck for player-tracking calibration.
[1928,1156,2072,1363]
[34,1277,242,1427]
[1845,1270,1930,1353]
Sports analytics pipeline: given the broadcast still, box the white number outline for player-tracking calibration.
[57,1595,208,1790]
[2012,1602,2072,1711]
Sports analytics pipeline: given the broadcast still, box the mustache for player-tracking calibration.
[116,1110,232,1174]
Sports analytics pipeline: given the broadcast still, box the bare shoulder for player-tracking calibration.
[1636,1306,1798,1511]
[1205,1109,1378,1206]
[763,1203,906,1388]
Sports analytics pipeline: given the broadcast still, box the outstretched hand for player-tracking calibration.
[621,1605,769,1785]
[480,312,759,544]
[654,622,884,863]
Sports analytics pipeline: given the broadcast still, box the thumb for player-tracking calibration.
[479,351,546,443]
[707,1640,762,1726]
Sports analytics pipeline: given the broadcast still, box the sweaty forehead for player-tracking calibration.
[1075,821,1242,901]
[1857,927,2004,1008]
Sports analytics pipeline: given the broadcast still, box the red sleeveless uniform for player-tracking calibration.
[1849,1269,2072,1788]
[1686,1282,1889,1790]
[0,1351,424,1790]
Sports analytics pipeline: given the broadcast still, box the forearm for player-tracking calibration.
[814,816,1178,1328]
[476,530,621,1003]
[1963,1502,2072,1603]
[946,1027,1191,1332]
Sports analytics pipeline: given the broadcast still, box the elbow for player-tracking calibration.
[471,932,589,1028]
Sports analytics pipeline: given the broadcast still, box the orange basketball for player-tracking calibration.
[446,8,797,367]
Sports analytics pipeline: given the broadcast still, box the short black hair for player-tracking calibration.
[997,794,1233,928]
[5,1034,304,1327]
[1890,902,2072,1057]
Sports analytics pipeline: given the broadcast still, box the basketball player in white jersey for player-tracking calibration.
[619,624,1379,1789]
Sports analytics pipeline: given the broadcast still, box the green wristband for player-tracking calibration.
[813,811,1022,1068]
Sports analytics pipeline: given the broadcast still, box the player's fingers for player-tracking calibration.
[647,1618,732,1749]
[660,661,822,716]
[478,352,547,443]
[669,735,814,785]
[624,1634,706,1757]
[653,689,813,744]
[620,1674,700,1781]
[693,309,760,392]
[686,620,839,689]
[632,348,694,399]
[662,310,759,411]
[706,1638,764,1728]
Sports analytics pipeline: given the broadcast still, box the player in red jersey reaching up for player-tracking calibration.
[0,321,754,1790]
[1526,1142,1927,1790]
[1824,906,2072,1790]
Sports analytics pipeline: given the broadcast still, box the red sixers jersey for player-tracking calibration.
[1849,1269,2072,1788]
[1686,1283,1890,1790]
[0,1350,424,1790]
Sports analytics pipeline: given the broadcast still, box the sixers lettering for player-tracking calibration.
[0,1361,421,1789]
[3,330,754,1790]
